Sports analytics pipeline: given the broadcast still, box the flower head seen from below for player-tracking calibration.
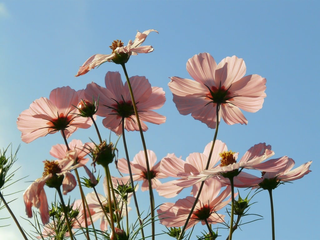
[186,142,276,188]
[117,150,167,191]
[254,157,312,190]
[75,29,158,76]
[17,86,93,143]
[158,178,232,230]
[85,71,166,135]
[168,53,267,128]
[23,154,81,224]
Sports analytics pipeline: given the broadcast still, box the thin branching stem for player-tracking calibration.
[122,118,145,239]
[61,130,90,239]
[121,63,154,239]
[178,105,221,240]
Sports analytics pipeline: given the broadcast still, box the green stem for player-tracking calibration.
[106,166,121,227]
[0,191,28,240]
[93,186,111,227]
[268,189,275,240]
[121,63,155,239]
[60,130,90,239]
[103,167,116,236]
[122,118,145,239]
[55,186,75,240]
[228,177,235,240]
[74,169,91,240]
[226,213,242,240]
[178,105,221,240]
[91,116,103,144]
[204,219,215,238]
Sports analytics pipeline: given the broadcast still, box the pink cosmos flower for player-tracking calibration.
[17,86,93,143]
[253,156,312,190]
[76,29,158,76]
[179,141,276,189]
[168,53,267,128]
[158,178,231,229]
[85,71,166,135]
[50,139,97,185]
[157,140,228,198]
[117,150,167,191]
[73,177,131,231]
[23,152,81,224]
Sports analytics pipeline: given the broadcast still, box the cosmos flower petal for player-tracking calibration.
[186,52,217,86]
[75,54,114,77]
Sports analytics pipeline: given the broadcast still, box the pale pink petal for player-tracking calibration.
[220,104,248,125]
[278,161,312,182]
[156,180,185,198]
[169,76,207,97]
[62,172,77,195]
[215,56,246,88]
[186,52,217,86]
[104,72,125,101]
[76,54,114,77]
[160,154,185,177]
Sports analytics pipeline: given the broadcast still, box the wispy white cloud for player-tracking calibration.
[0,3,10,18]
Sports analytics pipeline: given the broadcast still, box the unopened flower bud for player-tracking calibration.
[77,99,97,118]
[92,141,116,168]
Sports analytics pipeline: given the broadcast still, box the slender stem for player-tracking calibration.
[106,166,121,227]
[122,118,145,239]
[103,167,116,236]
[228,177,235,240]
[55,186,75,240]
[74,169,91,240]
[178,105,221,240]
[268,189,275,240]
[121,63,154,239]
[226,213,242,240]
[93,186,111,226]
[0,191,28,240]
[91,116,103,144]
[204,219,215,238]
[60,130,90,239]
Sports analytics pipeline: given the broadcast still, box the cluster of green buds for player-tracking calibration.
[166,227,185,239]
[113,181,135,203]
[197,231,219,240]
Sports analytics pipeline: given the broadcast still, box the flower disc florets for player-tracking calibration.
[110,40,130,64]
[43,160,64,188]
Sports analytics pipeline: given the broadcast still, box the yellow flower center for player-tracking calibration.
[43,160,61,177]
[220,150,236,167]
[109,40,124,53]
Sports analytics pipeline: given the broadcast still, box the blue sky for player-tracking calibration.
[0,1,319,239]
